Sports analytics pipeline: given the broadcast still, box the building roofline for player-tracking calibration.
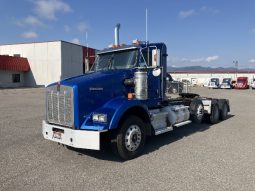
[0,40,96,50]
[61,40,96,50]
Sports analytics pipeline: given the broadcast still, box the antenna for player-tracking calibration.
[85,31,89,72]
[86,31,88,58]
[146,8,149,64]
[146,8,148,45]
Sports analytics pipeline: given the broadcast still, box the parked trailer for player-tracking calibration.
[42,26,230,160]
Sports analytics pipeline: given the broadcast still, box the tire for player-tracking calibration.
[190,100,204,124]
[111,116,146,160]
[220,103,228,120]
[210,104,220,124]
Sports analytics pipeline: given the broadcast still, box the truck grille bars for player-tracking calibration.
[46,85,74,128]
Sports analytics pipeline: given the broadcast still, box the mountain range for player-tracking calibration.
[167,66,255,72]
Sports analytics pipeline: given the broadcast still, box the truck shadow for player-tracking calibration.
[70,115,234,162]
[144,114,234,156]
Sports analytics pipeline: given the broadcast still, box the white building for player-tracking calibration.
[0,41,96,87]
[171,71,255,86]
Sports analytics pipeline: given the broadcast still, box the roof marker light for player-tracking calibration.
[132,39,140,45]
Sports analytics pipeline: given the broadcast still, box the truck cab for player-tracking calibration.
[235,77,249,89]
[220,78,232,89]
[42,40,230,160]
[208,78,220,89]
[251,79,255,89]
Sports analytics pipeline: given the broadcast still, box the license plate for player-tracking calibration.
[53,131,62,139]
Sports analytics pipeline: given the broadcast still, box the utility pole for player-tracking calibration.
[233,60,238,79]
[85,31,89,73]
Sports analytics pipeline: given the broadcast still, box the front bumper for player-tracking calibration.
[220,85,231,89]
[208,85,218,89]
[235,86,246,89]
[42,120,101,150]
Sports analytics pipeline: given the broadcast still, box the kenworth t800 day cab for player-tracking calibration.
[42,40,230,160]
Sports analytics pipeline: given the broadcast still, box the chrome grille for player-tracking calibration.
[46,85,74,128]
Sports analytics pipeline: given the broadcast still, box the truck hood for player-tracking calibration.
[60,69,134,127]
[61,69,133,90]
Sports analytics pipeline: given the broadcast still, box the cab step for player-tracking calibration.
[155,126,173,135]
[154,120,192,136]
[173,120,192,127]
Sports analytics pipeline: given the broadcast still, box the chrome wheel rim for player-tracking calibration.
[125,125,142,152]
[196,104,204,120]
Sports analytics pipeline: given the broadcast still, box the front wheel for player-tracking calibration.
[111,116,146,160]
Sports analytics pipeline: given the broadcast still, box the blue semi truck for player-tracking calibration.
[42,26,230,160]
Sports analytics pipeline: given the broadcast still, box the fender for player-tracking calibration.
[80,96,149,131]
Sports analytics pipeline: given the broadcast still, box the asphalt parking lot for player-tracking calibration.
[0,87,255,191]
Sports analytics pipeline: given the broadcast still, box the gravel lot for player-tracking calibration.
[0,87,255,191]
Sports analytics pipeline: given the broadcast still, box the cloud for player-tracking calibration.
[200,6,220,15]
[206,55,219,62]
[16,16,44,27]
[71,38,80,44]
[64,22,90,33]
[33,0,72,20]
[21,31,38,39]
[169,55,219,63]
[178,7,219,19]
[64,25,70,33]
[249,59,255,63]
[251,28,255,33]
[190,58,204,63]
[179,9,195,19]
[77,22,89,33]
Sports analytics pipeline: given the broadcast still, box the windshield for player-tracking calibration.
[211,78,219,82]
[91,49,138,71]
[223,79,231,83]
[237,79,247,83]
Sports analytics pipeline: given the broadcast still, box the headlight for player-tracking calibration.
[92,113,107,123]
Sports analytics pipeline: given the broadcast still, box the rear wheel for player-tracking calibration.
[190,100,204,124]
[220,103,228,120]
[210,104,220,124]
[111,116,146,160]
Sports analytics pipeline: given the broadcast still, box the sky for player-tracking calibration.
[0,0,255,68]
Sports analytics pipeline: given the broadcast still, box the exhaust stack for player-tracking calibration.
[114,23,121,46]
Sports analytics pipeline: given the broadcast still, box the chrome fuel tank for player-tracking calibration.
[134,71,148,100]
